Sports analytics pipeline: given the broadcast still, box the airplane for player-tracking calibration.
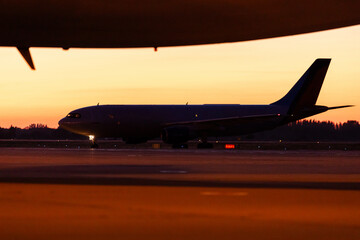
[0,0,359,70]
[58,59,352,148]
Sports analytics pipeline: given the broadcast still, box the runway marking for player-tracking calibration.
[201,192,248,196]
[201,192,221,196]
[230,192,249,196]
[160,170,188,174]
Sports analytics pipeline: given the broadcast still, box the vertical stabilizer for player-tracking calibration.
[271,59,331,114]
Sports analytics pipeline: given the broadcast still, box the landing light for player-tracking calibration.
[89,135,95,141]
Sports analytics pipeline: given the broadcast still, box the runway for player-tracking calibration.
[0,148,359,240]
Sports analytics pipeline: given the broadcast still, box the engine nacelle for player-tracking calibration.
[161,126,193,144]
[123,137,148,144]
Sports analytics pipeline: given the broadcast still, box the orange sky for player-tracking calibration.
[0,25,359,128]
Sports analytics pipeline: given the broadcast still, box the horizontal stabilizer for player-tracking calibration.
[328,105,354,110]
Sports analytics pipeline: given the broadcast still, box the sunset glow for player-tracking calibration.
[0,25,359,128]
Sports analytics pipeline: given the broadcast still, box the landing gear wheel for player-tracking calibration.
[90,142,99,148]
[197,143,214,149]
[197,136,213,149]
[172,143,188,149]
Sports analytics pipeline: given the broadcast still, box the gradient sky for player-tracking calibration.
[0,25,359,128]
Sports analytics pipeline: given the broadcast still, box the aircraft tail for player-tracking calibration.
[271,59,331,115]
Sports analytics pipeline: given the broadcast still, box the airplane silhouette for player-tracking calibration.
[59,59,352,148]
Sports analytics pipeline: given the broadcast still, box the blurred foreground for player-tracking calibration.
[0,148,359,240]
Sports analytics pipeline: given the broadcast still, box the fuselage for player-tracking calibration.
[59,104,287,141]
[58,59,348,145]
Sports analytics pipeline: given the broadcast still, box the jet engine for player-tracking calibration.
[161,126,194,144]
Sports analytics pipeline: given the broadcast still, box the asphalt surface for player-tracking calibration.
[0,148,359,240]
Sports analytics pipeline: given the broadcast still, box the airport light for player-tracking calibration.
[225,144,235,149]
[89,135,95,141]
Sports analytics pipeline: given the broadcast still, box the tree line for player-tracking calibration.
[246,120,360,141]
[0,120,359,142]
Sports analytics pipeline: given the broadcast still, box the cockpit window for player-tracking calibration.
[66,113,81,118]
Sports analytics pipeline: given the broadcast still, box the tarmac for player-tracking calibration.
[0,148,359,240]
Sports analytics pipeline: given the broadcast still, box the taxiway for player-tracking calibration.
[0,148,359,240]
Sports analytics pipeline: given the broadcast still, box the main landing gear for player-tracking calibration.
[89,135,99,148]
[197,137,214,149]
[172,143,188,149]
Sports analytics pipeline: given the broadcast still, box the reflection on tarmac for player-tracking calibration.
[0,148,359,240]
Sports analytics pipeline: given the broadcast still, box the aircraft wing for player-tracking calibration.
[166,114,285,131]
[3,0,360,69]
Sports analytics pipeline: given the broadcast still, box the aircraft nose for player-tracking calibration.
[58,117,70,129]
[58,118,64,127]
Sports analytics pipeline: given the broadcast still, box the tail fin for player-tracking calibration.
[271,59,331,114]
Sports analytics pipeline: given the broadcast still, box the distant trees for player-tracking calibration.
[248,120,360,141]
[0,120,358,141]
[25,123,48,129]
[0,124,86,140]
